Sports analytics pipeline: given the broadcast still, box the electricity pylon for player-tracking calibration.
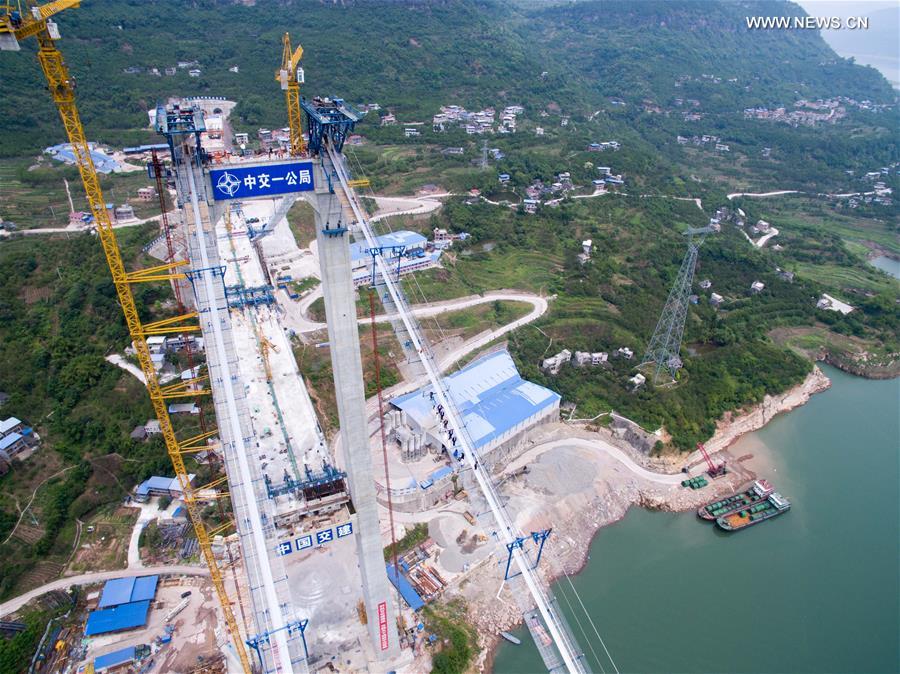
[641,226,714,383]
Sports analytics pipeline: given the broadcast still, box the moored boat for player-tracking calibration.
[500,631,521,645]
[698,479,774,520]
[716,492,790,531]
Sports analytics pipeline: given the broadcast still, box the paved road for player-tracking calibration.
[500,437,690,485]
[369,193,453,223]
[755,227,780,248]
[105,354,147,384]
[433,292,548,371]
[0,212,167,237]
[726,190,800,200]
[0,565,209,618]
[286,287,547,335]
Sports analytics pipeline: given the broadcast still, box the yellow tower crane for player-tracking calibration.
[276,31,305,156]
[257,326,280,383]
[1,5,252,672]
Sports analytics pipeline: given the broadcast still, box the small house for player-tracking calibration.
[0,432,27,456]
[137,187,156,201]
[541,349,572,375]
[0,417,24,438]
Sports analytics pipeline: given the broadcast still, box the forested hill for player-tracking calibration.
[0,0,895,155]
[530,0,896,108]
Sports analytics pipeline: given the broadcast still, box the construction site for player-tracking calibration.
[0,5,747,674]
[0,0,749,674]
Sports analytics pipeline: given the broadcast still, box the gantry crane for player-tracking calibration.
[0,5,252,672]
[276,31,305,156]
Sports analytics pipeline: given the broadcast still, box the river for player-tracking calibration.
[869,255,900,280]
[493,365,899,673]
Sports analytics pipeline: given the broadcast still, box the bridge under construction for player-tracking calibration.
[2,4,609,673]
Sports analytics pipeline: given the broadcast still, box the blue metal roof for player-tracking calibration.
[123,143,169,155]
[0,433,22,451]
[430,466,454,482]
[85,600,151,636]
[94,645,136,671]
[391,350,559,451]
[45,144,120,174]
[98,578,133,608]
[350,231,426,262]
[98,575,159,608]
[136,476,182,497]
[131,575,159,602]
[386,564,424,611]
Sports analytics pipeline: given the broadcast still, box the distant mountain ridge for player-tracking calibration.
[0,0,894,155]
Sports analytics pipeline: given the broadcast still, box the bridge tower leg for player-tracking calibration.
[305,160,401,662]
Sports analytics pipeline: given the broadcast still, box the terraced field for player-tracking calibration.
[793,261,897,294]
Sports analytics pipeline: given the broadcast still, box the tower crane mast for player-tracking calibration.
[277,31,305,156]
[1,5,252,672]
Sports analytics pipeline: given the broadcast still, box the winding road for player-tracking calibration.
[0,565,209,618]
[500,437,690,485]
[104,354,147,385]
[283,287,548,336]
[726,190,800,200]
[369,193,453,223]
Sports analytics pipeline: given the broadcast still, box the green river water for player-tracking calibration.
[492,365,899,674]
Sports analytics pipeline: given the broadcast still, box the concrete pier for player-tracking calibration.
[307,160,401,663]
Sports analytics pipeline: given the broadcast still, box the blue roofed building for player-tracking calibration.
[386,564,424,611]
[0,417,23,437]
[45,143,121,174]
[388,350,560,473]
[93,645,136,672]
[349,231,438,287]
[134,475,194,502]
[98,575,159,608]
[84,600,151,636]
[0,432,27,456]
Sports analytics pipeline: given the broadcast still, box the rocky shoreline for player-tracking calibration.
[819,350,900,380]
[463,366,832,673]
[703,365,831,454]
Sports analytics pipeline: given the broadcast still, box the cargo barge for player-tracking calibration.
[698,479,773,521]
[716,492,790,531]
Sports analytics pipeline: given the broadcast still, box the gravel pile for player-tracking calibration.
[525,446,598,496]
